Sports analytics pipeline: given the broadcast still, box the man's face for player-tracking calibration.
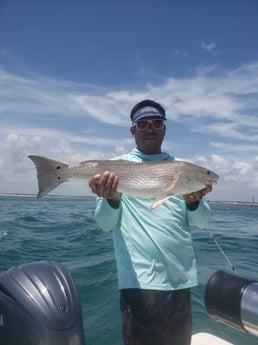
[130,117,166,154]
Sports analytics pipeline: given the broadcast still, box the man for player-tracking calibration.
[88,99,213,345]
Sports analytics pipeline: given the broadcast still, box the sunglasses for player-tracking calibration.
[134,119,165,130]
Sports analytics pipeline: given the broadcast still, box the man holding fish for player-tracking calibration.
[88,99,215,345]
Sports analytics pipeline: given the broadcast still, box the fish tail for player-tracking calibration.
[28,155,69,197]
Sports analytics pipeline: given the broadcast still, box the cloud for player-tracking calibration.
[1,62,258,200]
[201,40,217,53]
[194,122,258,142]
[174,49,188,58]
[210,141,258,153]
[190,153,258,202]
[1,62,258,128]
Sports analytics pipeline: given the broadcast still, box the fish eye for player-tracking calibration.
[205,169,211,175]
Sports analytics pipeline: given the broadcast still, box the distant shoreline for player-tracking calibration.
[0,193,94,199]
[208,200,258,206]
[0,193,257,206]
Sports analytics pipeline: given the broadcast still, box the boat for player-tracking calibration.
[0,261,257,344]
[192,332,234,344]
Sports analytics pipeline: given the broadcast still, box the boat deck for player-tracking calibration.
[192,333,233,345]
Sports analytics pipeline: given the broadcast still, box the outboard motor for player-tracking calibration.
[0,260,85,345]
[205,270,258,336]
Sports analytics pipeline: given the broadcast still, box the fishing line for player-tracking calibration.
[206,228,238,275]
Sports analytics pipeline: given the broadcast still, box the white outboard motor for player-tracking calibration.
[205,270,258,336]
[0,260,85,345]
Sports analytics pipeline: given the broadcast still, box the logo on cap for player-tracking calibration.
[132,106,165,123]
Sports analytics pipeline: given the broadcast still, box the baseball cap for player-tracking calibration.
[130,100,166,123]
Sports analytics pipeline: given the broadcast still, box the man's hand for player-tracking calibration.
[183,183,212,210]
[88,171,120,202]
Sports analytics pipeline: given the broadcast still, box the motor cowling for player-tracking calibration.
[0,260,85,345]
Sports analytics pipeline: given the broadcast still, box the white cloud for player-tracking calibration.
[1,62,258,200]
[210,141,258,153]
[201,40,217,53]
[174,49,188,58]
[197,153,258,202]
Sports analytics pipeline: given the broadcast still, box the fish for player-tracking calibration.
[28,155,219,208]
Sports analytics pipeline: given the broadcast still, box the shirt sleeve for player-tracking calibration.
[187,198,211,229]
[95,197,121,232]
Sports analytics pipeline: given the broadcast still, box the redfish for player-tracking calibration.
[28,155,218,208]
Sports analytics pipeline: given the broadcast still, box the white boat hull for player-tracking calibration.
[192,333,233,345]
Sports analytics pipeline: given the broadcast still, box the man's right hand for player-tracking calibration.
[88,171,120,202]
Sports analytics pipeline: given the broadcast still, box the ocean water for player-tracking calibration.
[0,195,258,345]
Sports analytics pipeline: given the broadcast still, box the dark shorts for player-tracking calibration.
[120,288,192,345]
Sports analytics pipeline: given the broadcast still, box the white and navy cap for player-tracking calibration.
[130,100,166,123]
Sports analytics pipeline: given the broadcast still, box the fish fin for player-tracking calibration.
[152,196,172,209]
[162,176,179,193]
[28,155,69,198]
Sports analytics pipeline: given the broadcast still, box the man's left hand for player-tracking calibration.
[183,183,212,210]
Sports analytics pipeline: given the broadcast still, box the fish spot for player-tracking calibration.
[56,165,61,170]
[57,176,61,180]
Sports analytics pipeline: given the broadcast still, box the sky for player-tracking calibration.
[0,0,258,201]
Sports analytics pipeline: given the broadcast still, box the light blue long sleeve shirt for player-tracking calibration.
[95,148,211,290]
